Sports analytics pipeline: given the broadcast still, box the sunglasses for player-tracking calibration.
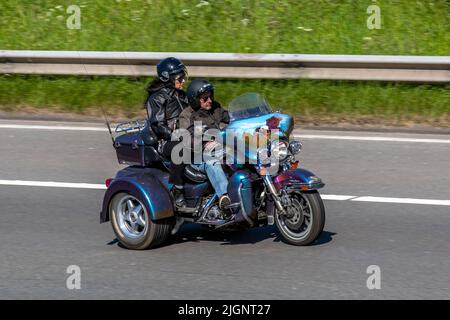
[199,94,212,102]
[175,74,186,83]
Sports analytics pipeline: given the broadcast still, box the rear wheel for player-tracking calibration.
[275,190,325,246]
[109,192,173,250]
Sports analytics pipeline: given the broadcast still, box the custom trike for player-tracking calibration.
[100,92,325,249]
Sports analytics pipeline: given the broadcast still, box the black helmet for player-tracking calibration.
[156,57,187,83]
[186,79,214,110]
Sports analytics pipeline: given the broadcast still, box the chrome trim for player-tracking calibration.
[270,140,289,162]
[197,194,218,222]
[262,175,286,214]
[285,181,325,190]
[115,119,147,133]
[288,140,303,155]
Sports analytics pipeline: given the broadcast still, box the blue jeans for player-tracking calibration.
[191,159,228,197]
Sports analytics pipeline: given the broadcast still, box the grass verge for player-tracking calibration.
[0,75,448,126]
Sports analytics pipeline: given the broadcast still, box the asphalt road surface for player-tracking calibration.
[1,119,449,299]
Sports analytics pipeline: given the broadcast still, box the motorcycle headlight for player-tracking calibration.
[289,140,303,155]
[271,140,289,162]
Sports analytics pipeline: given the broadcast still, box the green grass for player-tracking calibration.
[1,75,448,125]
[1,0,449,54]
[0,1,449,124]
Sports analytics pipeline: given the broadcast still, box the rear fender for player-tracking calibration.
[273,168,325,191]
[100,176,174,223]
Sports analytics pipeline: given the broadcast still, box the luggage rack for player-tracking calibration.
[114,119,147,134]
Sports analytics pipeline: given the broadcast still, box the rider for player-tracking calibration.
[145,57,189,206]
[184,79,231,210]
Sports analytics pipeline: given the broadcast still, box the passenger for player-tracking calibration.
[144,57,189,207]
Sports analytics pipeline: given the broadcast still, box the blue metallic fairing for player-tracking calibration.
[100,167,174,223]
[273,168,325,191]
[227,171,256,225]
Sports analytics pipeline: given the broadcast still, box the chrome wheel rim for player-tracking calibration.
[115,195,148,240]
[277,193,313,240]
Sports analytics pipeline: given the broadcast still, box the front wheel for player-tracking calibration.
[275,190,325,246]
[109,192,173,250]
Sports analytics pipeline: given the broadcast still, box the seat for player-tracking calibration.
[156,140,207,183]
[184,165,208,183]
[140,121,159,146]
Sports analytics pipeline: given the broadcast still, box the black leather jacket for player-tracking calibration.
[144,81,188,141]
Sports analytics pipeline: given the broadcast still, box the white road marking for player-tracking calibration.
[0,124,107,131]
[351,196,450,206]
[1,179,449,206]
[321,195,356,201]
[294,134,450,144]
[1,124,449,143]
[0,180,106,189]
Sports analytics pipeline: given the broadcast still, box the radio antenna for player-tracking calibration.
[100,105,115,145]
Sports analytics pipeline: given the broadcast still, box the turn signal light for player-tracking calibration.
[291,161,299,169]
[258,166,268,176]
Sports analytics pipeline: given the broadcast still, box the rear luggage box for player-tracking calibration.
[113,120,160,167]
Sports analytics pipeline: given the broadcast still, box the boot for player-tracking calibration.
[172,186,186,208]
[218,194,231,210]
[218,194,233,219]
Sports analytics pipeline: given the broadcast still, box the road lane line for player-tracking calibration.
[321,195,356,201]
[0,124,107,131]
[294,134,450,144]
[351,196,450,206]
[0,180,106,189]
[1,179,450,206]
[1,124,450,144]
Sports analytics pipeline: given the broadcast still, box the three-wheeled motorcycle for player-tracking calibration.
[100,92,325,249]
